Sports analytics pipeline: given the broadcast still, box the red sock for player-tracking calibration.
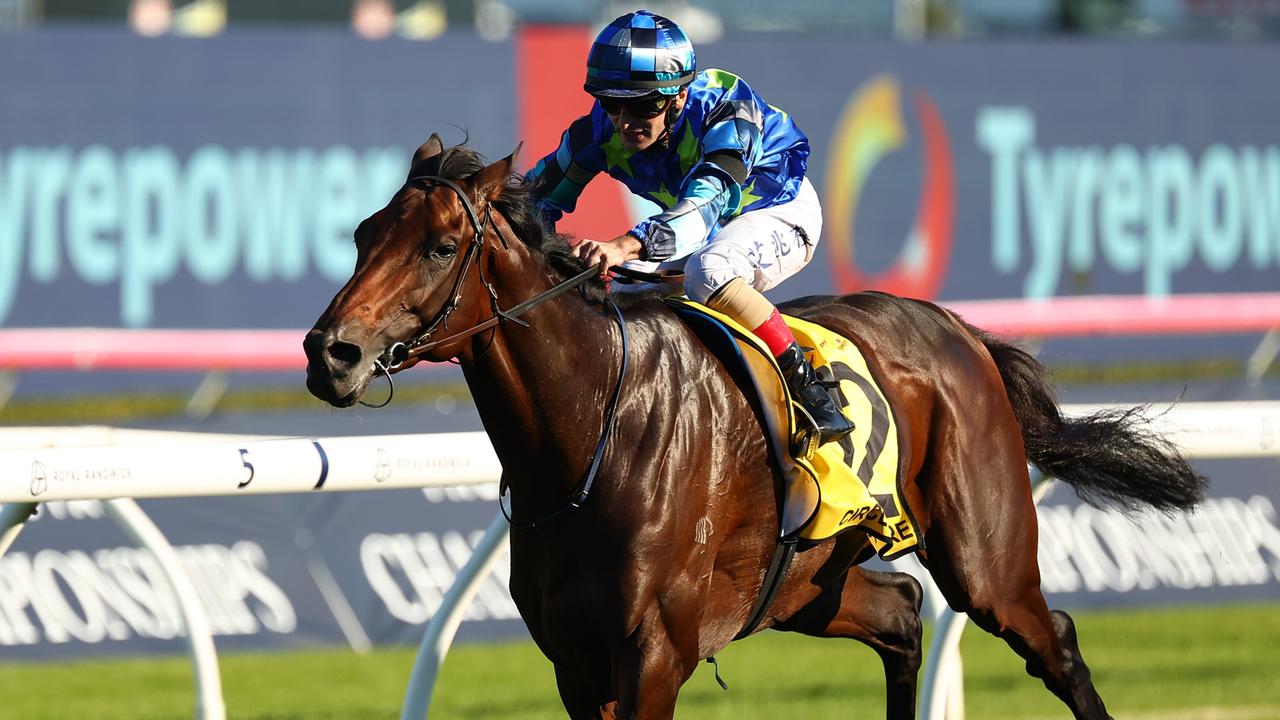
[752,309,797,357]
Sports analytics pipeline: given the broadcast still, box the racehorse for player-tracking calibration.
[304,136,1205,720]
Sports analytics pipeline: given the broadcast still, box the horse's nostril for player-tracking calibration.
[326,340,364,369]
[303,330,325,355]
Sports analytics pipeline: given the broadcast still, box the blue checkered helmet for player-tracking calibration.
[584,10,697,98]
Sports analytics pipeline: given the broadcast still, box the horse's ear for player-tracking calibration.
[408,133,445,178]
[472,143,522,203]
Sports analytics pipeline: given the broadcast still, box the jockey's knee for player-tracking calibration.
[684,267,754,304]
[683,247,758,303]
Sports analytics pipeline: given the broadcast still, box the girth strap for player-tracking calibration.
[734,539,797,640]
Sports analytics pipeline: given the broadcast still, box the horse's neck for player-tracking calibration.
[463,265,632,496]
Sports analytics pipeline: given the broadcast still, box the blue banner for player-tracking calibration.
[3,31,1278,329]
[695,40,1280,303]
[0,486,524,659]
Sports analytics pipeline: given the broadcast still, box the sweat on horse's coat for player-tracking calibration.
[304,136,1206,720]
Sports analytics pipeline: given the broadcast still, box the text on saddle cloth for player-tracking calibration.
[664,298,919,558]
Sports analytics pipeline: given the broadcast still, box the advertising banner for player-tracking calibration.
[3,31,1278,330]
[1038,458,1280,608]
[696,40,1280,305]
[0,484,524,660]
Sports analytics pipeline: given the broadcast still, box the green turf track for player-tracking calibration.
[0,602,1275,719]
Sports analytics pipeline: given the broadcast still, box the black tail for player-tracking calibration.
[964,322,1207,513]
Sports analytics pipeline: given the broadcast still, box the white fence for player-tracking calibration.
[2,401,1279,719]
[0,428,502,720]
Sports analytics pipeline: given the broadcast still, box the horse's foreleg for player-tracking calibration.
[611,623,697,720]
[553,664,614,720]
[775,566,923,720]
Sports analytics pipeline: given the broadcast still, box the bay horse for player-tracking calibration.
[303,136,1205,720]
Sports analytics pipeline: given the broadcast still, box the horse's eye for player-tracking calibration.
[431,244,458,259]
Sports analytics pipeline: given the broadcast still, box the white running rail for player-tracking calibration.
[0,428,502,720]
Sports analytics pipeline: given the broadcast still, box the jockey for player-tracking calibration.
[526,9,853,447]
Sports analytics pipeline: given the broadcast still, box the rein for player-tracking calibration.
[609,265,685,286]
[365,172,629,528]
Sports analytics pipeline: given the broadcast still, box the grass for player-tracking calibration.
[0,602,1275,719]
[0,379,473,426]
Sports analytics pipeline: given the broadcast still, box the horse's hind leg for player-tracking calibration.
[918,439,1111,718]
[1048,608,1108,717]
[776,564,923,720]
[944,578,1109,719]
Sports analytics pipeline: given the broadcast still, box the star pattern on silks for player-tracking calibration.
[646,182,678,209]
[703,69,739,91]
[675,122,700,176]
[602,132,635,177]
[736,179,764,215]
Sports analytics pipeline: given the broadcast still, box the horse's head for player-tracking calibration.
[304,134,520,407]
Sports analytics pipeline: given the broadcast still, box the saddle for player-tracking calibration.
[666,298,920,557]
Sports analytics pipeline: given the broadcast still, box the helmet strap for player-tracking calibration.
[655,90,685,150]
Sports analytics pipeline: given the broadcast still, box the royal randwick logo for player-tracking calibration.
[824,75,954,299]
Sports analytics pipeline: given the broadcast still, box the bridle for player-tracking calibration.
[362,173,629,529]
[375,174,496,370]
[359,175,603,401]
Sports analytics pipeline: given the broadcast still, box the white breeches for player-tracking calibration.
[617,177,822,303]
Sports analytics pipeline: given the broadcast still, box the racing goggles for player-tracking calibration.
[595,93,676,119]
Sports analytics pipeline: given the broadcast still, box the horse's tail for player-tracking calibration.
[962,320,1206,512]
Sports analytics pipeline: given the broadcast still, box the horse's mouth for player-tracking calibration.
[304,349,381,407]
[305,367,368,408]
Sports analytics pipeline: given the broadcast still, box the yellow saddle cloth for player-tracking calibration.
[665,298,920,558]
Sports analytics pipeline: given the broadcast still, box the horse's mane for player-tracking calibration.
[411,143,611,303]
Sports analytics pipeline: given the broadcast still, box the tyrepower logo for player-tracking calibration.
[978,107,1280,299]
[824,75,955,299]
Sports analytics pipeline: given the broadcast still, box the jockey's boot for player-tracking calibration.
[775,342,855,446]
